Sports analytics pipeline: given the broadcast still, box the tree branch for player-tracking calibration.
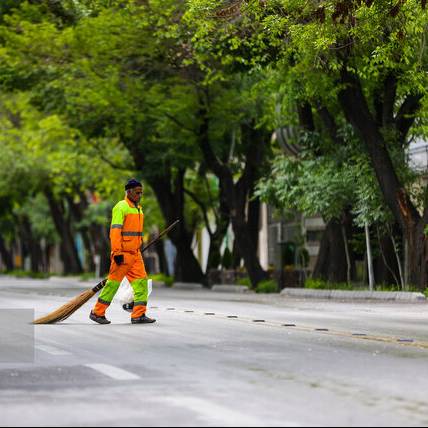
[317,103,343,146]
[184,188,213,237]
[338,68,421,227]
[382,73,398,127]
[88,139,134,171]
[164,112,196,134]
[395,93,424,144]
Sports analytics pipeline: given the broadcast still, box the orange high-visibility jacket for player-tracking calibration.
[110,197,144,254]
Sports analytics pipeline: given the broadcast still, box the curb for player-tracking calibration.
[172,282,204,290]
[211,284,252,293]
[152,281,167,288]
[280,288,427,302]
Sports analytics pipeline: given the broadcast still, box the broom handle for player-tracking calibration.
[141,219,180,253]
[91,219,180,293]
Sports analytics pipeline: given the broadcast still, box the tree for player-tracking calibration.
[195,75,272,286]
[0,1,208,281]
[0,0,274,285]
[0,90,133,274]
[188,0,428,289]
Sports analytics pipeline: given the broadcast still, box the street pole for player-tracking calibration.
[365,223,375,292]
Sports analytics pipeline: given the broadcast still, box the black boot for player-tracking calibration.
[122,302,134,313]
[131,315,156,324]
[90,311,111,325]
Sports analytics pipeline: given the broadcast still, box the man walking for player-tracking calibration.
[90,179,156,325]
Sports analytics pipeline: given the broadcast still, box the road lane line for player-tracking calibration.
[160,305,428,350]
[85,364,141,380]
[35,345,71,356]
[161,396,299,427]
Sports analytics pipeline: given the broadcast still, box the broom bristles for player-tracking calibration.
[33,289,96,325]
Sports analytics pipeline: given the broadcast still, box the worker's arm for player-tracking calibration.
[110,203,125,261]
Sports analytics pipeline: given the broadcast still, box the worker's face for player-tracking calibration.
[128,186,143,204]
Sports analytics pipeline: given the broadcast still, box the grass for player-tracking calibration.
[305,278,427,294]
[305,278,356,290]
[2,270,50,279]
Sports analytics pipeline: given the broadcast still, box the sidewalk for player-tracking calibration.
[1,275,426,303]
[281,288,427,302]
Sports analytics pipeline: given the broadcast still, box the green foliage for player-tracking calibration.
[79,272,97,281]
[150,273,174,287]
[1,0,427,283]
[190,0,428,231]
[255,279,278,294]
[236,276,278,293]
[374,283,402,292]
[7,270,50,279]
[237,276,251,287]
[305,278,355,291]
[304,278,420,292]
[256,143,401,227]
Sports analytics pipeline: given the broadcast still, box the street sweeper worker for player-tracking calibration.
[90,179,156,325]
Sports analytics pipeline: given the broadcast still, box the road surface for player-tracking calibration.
[0,277,427,427]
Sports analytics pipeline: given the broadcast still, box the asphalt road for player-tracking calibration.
[0,277,427,427]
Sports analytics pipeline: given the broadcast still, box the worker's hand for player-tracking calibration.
[114,254,124,266]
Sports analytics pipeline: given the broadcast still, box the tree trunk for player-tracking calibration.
[407,221,427,289]
[375,228,401,287]
[184,181,230,272]
[124,139,206,284]
[148,173,206,285]
[341,224,352,285]
[89,224,110,277]
[338,69,426,289]
[0,234,13,271]
[248,197,261,255]
[207,197,230,271]
[21,217,43,273]
[67,195,96,272]
[197,104,269,287]
[206,222,228,271]
[231,234,241,269]
[231,212,267,286]
[45,189,83,275]
[313,218,351,283]
[154,237,169,276]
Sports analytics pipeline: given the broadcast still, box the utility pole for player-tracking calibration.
[365,223,375,292]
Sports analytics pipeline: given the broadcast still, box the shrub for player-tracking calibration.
[80,272,96,281]
[304,278,354,290]
[256,280,279,294]
[150,273,174,287]
[9,270,50,279]
[374,284,401,292]
[237,276,251,287]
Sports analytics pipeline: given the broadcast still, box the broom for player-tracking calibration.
[33,220,180,325]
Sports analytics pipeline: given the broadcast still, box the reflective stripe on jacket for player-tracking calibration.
[110,197,144,254]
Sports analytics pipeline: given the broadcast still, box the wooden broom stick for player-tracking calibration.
[33,220,180,325]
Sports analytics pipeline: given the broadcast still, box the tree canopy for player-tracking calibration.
[0,0,427,288]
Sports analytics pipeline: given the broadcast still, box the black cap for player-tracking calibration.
[125,179,142,190]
